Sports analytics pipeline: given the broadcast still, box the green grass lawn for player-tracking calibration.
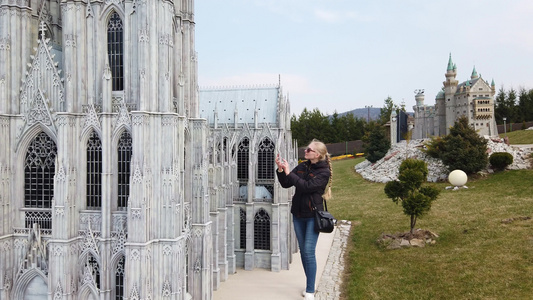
[328,158,533,300]
[498,129,533,144]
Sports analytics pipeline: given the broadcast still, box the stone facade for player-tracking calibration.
[200,86,298,276]
[412,54,498,139]
[0,1,296,300]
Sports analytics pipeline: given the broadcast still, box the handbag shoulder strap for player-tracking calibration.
[309,198,328,212]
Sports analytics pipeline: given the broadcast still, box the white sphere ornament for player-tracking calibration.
[448,170,467,187]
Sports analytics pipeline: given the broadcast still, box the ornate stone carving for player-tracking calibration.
[132,163,143,184]
[131,208,142,220]
[65,34,76,48]
[53,280,63,300]
[70,276,77,295]
[115,103,131,129]
[194,228,203,238]
[146,247,152,261]
[81,223,100,255]
[18,224,49,275]
[55,206,65,217]
[53,245,63,257]
[112,227,126,255]
[161,278,171,297]
[0,34,10,51]
[83,104,101,130]
[131,249,140,261]
[2,241,10,252]
[56,166,66,182]
[86,0,93,18]
[70,243,79,256]
[112,214,128,232]
[162,245,172,256]
[105,0,124,5]
[139,28,149,43]
[3,274,12,292]
[159,34,173,47]
[194,259,201,273]
[130,283,140,300]
[132,115,144,126]
[27,90,53,126]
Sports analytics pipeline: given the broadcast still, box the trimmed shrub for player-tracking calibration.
[384,159,440,234]
[489,152,513,170]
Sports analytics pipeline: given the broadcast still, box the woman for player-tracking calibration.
[275,139,333,300]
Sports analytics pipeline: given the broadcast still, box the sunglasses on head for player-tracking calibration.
[305,147,316,153]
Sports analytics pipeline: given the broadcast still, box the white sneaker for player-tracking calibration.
[304,292,315,300]
[302,290,306,297]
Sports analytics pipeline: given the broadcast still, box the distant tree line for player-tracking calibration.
[291,96,404,148]
[290,108,369,147]
[494,87,533,125]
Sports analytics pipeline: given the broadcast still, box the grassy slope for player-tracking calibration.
[328,158,533,300]
[498,129,533,144]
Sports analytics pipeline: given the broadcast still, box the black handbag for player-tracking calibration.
[311,199,336,233]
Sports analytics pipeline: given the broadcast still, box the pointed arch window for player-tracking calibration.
[239,208,246,249]
[24,132,57,229]
[87,131,102,209]
[257,137,275,200]
[117,131,132,210]
[107,12,124,91]
[115,256,125,299]
[237,138,249,182]
[257,138,275,180]
[223,137,228,163]
[86,255,101,289]
[254,209,270,250]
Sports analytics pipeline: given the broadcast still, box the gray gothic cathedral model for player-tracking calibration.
[0,1,296,299]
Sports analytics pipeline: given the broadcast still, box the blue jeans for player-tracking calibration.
[293,216,319,293]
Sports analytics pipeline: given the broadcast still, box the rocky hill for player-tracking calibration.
[355,138,532,183]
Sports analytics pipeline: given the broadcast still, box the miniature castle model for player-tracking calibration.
[411,54,498,139]
[0,1,296,299]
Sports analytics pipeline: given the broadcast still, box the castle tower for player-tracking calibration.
[412,90,426,139]
[443,53,459,134]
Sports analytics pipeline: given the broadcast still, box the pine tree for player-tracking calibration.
[364,126,390,163]
[424,116,488,174]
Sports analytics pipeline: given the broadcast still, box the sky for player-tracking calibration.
[195,0,533,116]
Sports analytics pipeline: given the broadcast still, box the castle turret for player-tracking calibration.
[443,54,459,134]
[415,90,425,107]
[471,66,479,79]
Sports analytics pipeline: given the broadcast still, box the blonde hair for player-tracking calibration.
[309,139,333,201]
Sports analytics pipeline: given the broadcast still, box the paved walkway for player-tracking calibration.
[213,220,352,300]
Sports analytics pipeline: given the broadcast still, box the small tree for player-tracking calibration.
[364,126,390,163]
[384,159,440,234]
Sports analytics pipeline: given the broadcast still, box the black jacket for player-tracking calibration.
[276,160,331,218]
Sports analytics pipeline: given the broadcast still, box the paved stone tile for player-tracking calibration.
[316,220,352,300]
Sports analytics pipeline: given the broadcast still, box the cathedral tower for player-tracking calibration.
[0,1,212,299]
